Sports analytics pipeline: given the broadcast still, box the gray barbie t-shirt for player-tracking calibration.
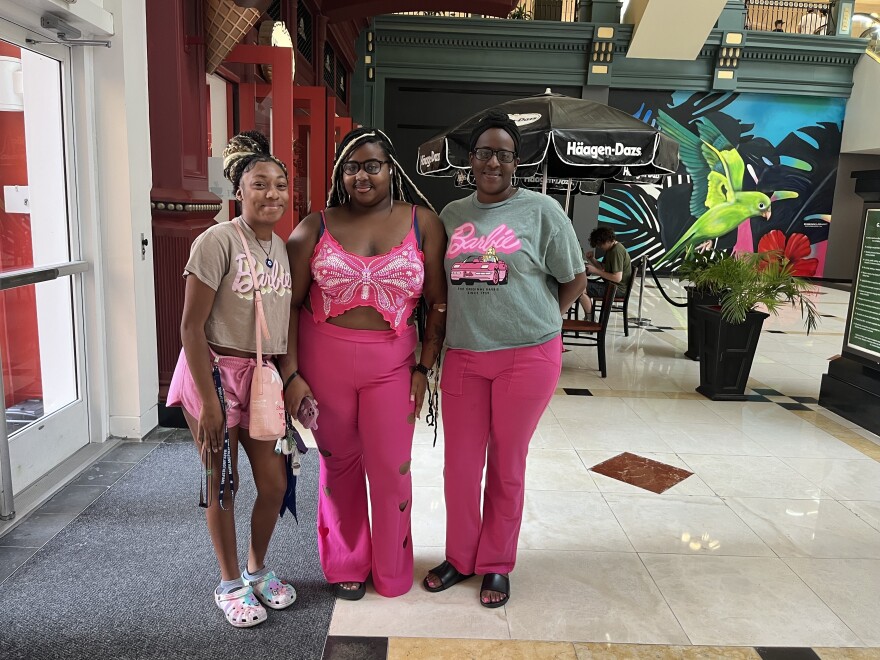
[440,188,585,351]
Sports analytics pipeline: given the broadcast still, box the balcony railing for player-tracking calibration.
[745,0,834,34]
[396,0,578,22]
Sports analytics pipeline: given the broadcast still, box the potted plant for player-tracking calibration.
[508,5,532,19]
[689,251,819,401]
[677,246,725,361]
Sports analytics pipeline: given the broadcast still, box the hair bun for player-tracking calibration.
[223,130,270,160]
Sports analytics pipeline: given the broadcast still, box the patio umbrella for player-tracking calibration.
[453,169,605,212]
[417,89,680,193]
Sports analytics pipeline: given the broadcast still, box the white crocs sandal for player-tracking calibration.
[214,585,268,628]
[243,570,297,610]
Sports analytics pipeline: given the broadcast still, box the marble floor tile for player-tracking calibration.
[785,558,880,646]
[410,487,445,548]
[725,497,880,559]
[744,428,870,461]
[549,396,635,422]
[589,452,693,494]
[531,423,576,450]
[505,550,690,645]
[813,649,880,659]
[781,458,880,501]
[560,419,673,453]
[650,423,771,456]
[840,501,880,533]
[625,397,728,425]
[676,454,826,499]
[579,451,716,497]
[328,549,510,640]
[388,638,579,659]
[518,490,634,553]
[605,494,774,557]
[410,444,446,489]
[524,449,598,492]
[640,554,863,647]
[573,643,761,659]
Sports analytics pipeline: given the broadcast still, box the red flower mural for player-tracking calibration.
[757,230,818,277]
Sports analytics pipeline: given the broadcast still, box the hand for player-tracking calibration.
[586,263,597,275]
[410,370,428,421]
[584,250,594,260]
[284,375,314,423]
[198,397,225,457]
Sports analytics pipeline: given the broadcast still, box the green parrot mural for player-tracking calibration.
[656,111,798,265]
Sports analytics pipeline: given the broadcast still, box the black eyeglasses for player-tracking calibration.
[472,148,517,164]
[341,159,390,175]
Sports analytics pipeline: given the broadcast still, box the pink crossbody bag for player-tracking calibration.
[232,219,286,441]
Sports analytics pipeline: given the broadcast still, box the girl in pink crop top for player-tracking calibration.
[285,127,448,600]
[309,205,425,334]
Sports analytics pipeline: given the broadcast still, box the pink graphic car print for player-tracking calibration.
[450,256,509,285]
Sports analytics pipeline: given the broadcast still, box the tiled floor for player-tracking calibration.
[325,279,880,655]
[3,279,880,659]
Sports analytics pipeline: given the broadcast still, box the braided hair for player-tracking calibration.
[468,110,522,154]
[223,130,289,193]
[327,127,436,212]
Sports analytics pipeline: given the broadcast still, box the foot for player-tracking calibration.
[334,581,366,601]
[480,573,510,608]
[423,560,475,593]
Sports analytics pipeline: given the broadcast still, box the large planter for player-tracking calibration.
[684,286,722,361]
[695,306,768,401]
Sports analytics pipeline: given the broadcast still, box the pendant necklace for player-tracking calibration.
[242,219,274,267]
[255,238,274,268]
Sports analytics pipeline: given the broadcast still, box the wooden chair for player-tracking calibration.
[562,282,617,378]
[591,257,641,337]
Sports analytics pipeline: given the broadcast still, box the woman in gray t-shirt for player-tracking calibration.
[422,111,586,607]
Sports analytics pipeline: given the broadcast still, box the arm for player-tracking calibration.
[586,263,623,283]
[411,207,448,420]
[559,272,588,314]
[180,275,224,454]
[279,213,321,419]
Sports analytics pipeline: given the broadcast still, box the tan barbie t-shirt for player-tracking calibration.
[183,218,292,355]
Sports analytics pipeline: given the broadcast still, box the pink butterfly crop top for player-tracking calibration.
[309,205,425,334]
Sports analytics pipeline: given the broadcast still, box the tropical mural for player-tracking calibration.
[603,91,846,276]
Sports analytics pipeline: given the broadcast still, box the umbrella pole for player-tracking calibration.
[541,161,548,196]
[634,258,651,329]
[564,180,572,214]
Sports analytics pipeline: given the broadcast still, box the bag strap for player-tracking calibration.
[232,219,271,392]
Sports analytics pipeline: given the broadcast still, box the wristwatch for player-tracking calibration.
[412,363,434,378]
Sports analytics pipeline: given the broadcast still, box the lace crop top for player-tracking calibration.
[309,205,425,334]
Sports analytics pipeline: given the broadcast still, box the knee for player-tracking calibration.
[256,473,287,506]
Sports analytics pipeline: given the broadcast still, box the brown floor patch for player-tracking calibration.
[589,452,694,494]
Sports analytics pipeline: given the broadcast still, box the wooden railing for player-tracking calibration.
[396,0,579,22]
[744,0,834,34]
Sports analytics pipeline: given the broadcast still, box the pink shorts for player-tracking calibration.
[166,348,276,430]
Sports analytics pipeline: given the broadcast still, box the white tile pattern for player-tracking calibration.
[326,279,880,648]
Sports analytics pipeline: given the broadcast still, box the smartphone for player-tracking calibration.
[297,395,319,430]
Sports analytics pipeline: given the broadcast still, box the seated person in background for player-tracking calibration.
[773,19,785,32]
[579,226,632,317]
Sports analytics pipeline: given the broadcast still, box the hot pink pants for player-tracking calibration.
[298,311,417,597]
[440,336,562,576]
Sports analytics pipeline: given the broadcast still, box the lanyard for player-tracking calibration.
[198,362,236,509]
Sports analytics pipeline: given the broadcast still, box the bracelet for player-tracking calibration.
[283,371,299,392]
[412,363,433,378]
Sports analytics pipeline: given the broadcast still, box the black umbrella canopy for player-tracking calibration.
[418,90,679,182]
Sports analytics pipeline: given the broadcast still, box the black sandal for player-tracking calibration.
[480,573,510,608]
[423,560,475,593]
[334,582,366,601]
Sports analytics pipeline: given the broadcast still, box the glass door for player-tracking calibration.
[0,24,89,515]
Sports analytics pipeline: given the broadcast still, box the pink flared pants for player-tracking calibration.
[298,311,417,597]
[440,336,562,575]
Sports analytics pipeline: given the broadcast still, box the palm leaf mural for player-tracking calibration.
[604,91,844,275]
[598,183,665,263]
